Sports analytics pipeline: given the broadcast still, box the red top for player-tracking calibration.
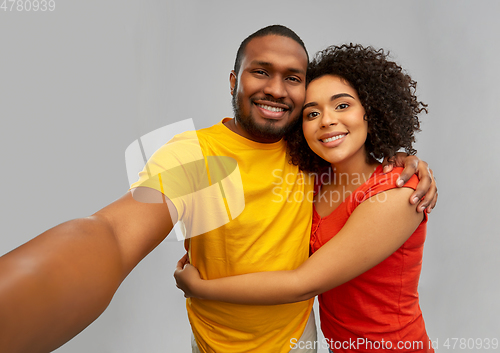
[310,165,433,352]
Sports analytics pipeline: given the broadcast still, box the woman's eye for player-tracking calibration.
[336,103,349,110]
[306,111,319,119]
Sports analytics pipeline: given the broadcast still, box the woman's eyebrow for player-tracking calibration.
[303,93,355,110]
[303,101,317,110]
[330,93,354,101]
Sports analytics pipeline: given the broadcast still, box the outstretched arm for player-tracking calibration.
[175,187,423,305]
[0,187,174,353]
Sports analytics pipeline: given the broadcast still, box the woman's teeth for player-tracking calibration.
[322,134,346,143]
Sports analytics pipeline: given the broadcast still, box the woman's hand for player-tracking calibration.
[174,253,202,298]
[382,153,438,213]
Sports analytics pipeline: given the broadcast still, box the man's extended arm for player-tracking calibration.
[0,188,174,353]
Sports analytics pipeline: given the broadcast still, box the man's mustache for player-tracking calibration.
[251,96,292,110]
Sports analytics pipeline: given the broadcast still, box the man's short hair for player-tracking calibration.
[233,25,309,76]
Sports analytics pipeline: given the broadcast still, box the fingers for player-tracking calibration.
[174,254,189,287]
[382,156,396,173]
[394,156,438,213]
[175,253,189,270]
[409,162,438,213]
[175,260,183,271]
[396,155,419,187]
[174,263,197,299]
[393,152,410,166]
[419,168,438,213]
[426,190,438,213]
[427,169,438,211]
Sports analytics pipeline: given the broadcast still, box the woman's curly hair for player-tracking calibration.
[285,44,428,173]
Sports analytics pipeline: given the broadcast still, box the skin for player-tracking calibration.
[0,33,437,353]
[175,186,422,305]
[225,35,307,143]
[0,188,174,353]
[303,75,378,216]
[302,75,372,172]
[174,75,426,305]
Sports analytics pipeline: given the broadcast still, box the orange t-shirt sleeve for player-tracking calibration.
[349,167,419,212]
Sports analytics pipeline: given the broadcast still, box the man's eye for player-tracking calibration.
[254,70,268,76]
[287,76,301,83]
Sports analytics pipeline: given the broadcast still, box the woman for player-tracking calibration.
[175,44,433,353]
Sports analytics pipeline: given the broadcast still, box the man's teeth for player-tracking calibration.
[322,134,346,143]
[257,104,285,112]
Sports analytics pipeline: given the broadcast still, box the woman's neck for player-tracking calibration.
[329,156,380,189]
[314,155,381,218]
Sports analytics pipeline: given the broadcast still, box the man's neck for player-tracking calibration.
[223,118,281,144]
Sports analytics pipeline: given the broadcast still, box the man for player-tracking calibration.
[0,25,437,353]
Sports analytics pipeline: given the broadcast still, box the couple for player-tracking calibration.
[172,27,434,352]
[0,25,436,353]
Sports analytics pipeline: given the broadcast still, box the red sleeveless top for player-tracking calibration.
[311,166,433,352]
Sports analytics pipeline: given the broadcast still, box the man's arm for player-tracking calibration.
[0,188,174,353]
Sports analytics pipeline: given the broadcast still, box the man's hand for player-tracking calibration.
[382,153,438,213]
[174,253,201,299]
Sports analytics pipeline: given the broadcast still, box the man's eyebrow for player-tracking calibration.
[251,60,273,67]
[303,93,355,110]
[250,61,305,75]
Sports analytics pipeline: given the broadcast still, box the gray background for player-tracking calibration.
[1,0,499,352]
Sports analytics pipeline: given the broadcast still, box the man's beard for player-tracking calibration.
[231,80,296,141]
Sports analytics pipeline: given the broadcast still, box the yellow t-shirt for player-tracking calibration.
[131,119,314,352]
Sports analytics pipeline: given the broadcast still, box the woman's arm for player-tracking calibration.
[382,153,438,212]
[174,187,424,305]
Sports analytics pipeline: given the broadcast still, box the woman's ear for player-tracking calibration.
[364,115,371,133]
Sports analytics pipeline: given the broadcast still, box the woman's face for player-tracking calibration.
[302,75,368,167]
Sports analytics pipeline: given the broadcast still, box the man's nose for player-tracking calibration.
[263,76,287,98]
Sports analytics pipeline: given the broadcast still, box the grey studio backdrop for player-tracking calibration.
[1,0,499,352]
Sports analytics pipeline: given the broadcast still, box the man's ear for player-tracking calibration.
[230,70,236,96]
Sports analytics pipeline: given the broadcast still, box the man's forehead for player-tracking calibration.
[243,35,308,70]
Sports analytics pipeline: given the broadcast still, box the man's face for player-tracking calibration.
[230,35,308,143]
